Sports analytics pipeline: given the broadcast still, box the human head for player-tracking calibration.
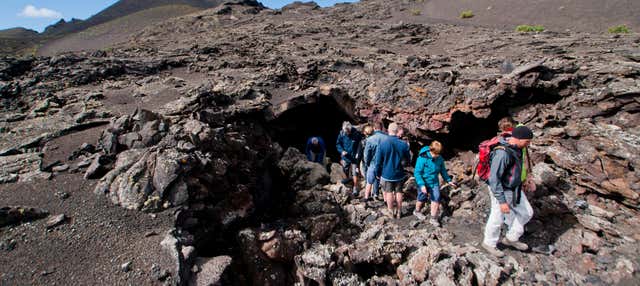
[508,126,534,148]
[342,121,352,134]
[429,141,442,157]
[363,125,373,136]
[498,117,516,133]
[311,137,319,145]
[373,121,384,132]
[387,122,399,136]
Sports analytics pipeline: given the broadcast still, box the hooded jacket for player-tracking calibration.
[336,127,362,164]
[413,146,452,189]
[488,137,524,205]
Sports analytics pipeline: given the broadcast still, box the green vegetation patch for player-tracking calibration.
[410,8,422,16]
[460,10,474,19]
[516,25,545,32]
[608,25,630,34]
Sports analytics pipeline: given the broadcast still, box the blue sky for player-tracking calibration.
[0,1,358,32]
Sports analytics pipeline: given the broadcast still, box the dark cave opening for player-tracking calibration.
[416,88,564,159]
[414,111,504,160]
[268,95,355,161]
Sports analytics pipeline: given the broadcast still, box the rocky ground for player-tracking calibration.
[1,0,639,285]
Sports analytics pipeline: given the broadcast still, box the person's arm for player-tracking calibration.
[305,138,312,160]
[439,159,452,183]
[363,141,371,166]
[318,138,326,162]
[374,144,383,178]
[336,133,345,155]
[404,145,411,165]
[414,156,426,188]
[488,150,510,204]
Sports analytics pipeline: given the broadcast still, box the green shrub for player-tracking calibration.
[608,25,630,34]
[460,10,474,19]
[410,8,422,16]
[516,25,545,32]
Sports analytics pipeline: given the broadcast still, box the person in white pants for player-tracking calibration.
[482,126,535,257]
[483,186,534,253]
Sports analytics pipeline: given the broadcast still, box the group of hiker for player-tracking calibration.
[304,117,536,257]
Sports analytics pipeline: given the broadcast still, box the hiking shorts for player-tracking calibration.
[417,185,440,203]
[340,160,358,177]
[381,179,404,194]
[366,168,377,184]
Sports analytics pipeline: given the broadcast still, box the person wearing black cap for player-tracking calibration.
[482,125,535,258]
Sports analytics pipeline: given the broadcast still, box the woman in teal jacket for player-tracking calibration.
[413,141,456,226]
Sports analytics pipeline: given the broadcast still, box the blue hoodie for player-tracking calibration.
[336,128,362,164]
[414,146,452,189]
[374,135,411,181]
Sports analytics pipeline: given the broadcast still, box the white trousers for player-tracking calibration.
[483,186,534,247]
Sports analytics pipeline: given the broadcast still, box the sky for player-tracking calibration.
[0,0,359,32]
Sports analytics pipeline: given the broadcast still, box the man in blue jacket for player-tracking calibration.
[305,136,326,164]
[336,121,363,195]
[482,126,535,258]
[362,121,387,201]
[374,123,411,219]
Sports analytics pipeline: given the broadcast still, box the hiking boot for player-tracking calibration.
[360,197,372,203]
[429,218,440,227]
[341,178,351,184]
[482,243,505,258]
[395,210,402,219]
[352,187,359,196]
[413,211,426,221]
[501,238,529,251]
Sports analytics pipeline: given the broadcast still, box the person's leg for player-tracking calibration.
[372,178,380,198]
[505,193,534,242]
[414,186,427,217]
[340,160,349,183]
[364,183,372,199]
[429,185,441,217]
[351,164,359,195]
[483,186,505,247]
[364,168,375,199]
[382,181,394,214]
[395,191,404,218]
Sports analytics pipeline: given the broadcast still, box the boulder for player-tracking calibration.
[84,154,108,179]
[406,241,446,282]
[190,256,232,286]
[0,207,49,227]
[329,163,346,184]
[237,228,288,285]
[295,244,334,285]
[278,147,330,189]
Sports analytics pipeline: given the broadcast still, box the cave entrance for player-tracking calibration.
[421,86,563,159]
[269,95,354,161]
[417,111,503,159]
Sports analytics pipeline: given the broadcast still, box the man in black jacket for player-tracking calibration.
[482,126,535,257]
